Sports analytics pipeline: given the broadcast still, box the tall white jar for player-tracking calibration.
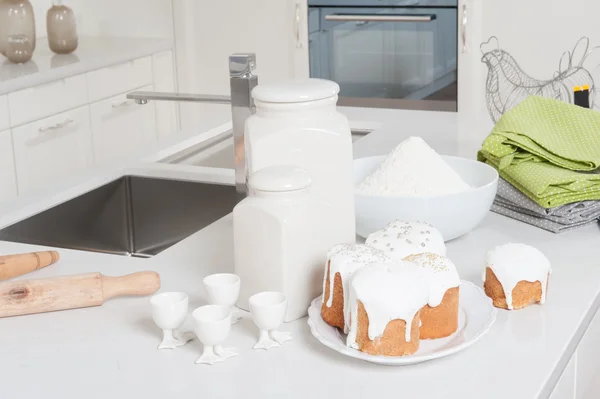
[245,79,355,244]
[233,166,340,322]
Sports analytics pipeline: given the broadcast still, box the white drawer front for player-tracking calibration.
[8,75,88,127]
[577,308,600,398]
[12,106,93,195]
[0,95,9,131]
[91,85,157,164]
[87,57,153,102]
[550,352,576,399]
[0,129,17,201]
[152,51,179,139]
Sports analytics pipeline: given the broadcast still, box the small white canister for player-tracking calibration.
[245,78,355,245]
[233,165,340,322]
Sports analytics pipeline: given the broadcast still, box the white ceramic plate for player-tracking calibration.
[307,280,496,365]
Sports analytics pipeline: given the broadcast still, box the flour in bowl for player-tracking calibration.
[357,136,472,196]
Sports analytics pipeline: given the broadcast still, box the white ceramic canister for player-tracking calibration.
[245,79,355,244]
[233,165,341,322]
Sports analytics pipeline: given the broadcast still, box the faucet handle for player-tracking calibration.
[229,53,256,77]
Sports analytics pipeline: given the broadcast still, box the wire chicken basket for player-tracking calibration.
[481,36,599,123]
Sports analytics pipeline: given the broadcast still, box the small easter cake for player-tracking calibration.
[365,220,446,261]
[346,262,429,356]
[403,253,460,339]
[321,244,392,332]
[483,243,551,310]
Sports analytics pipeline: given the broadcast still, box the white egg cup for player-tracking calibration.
[150,292,195,350]
[249,291,292,350]
[203,273,242,324]
[192,305,238,365]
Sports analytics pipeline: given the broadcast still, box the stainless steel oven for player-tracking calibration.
[308,0,458,111]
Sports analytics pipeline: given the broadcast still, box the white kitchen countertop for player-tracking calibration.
[0,108,599,399]
[0,36,173,95]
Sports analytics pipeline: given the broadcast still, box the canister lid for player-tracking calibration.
[251,79,340,103]
[249,166,312,192]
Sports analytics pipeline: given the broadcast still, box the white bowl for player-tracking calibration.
[354,155,499,241]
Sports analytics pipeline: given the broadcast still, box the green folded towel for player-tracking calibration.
[478,95,600,208]
[482,156,600,208]
[480,95,600,171]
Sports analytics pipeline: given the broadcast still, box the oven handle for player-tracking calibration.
[324,14,436,23]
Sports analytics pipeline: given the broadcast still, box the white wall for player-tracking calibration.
[480,0,600,79]
[30,0,174,39]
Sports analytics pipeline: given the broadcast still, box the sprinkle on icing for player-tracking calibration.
[346,262,429,347]
[483,243,552,310]
[366,220,446,261]
[403,253,460,307]
[323,244,392,333]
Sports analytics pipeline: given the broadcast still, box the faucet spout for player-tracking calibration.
[126,91,231,104]
[126,53,258,199]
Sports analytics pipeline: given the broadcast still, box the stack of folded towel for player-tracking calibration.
[478,95,600,233]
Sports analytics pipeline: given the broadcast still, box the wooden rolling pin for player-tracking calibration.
[0,251,60,281]
[0,271,160,318]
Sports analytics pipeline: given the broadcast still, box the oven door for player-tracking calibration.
[309,6,457,111]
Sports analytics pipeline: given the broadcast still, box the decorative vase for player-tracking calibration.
[5,34,33,63]
[0,0,5,56]
[47,1,77,55]
[0,0,36,58]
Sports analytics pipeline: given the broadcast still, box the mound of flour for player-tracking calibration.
[357,136,471,196]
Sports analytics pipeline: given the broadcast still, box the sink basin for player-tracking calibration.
[0,176,238,258]
[162,129,370,168]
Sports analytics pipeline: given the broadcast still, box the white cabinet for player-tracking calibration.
[550,353,577,399]
[86,57,153,102]
[8,75,88,127]
[173,0,309,130]
[576,308,600,398]
[1,42,177,202]
[0,129,17,201]
[152,51,179,139]
[0,95,9,131]
[12,106,93,195]
[90,85,157,164]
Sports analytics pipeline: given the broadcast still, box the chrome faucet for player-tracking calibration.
[127,53,258,198]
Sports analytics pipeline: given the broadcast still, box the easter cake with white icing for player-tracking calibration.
[483,243,551,310]
[403,252,460,339]
[365,220,446,261]
[321,244,392,331]
[346,262,430,356]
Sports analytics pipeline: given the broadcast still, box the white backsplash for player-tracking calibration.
[30,0,174,39]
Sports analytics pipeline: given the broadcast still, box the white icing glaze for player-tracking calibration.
[483,243,552,310]
[346,262,429,348]
[403,253,460,307]
[366,220,446,261]
[322,244,392,332]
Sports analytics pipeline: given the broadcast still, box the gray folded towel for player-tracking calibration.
[491,178,600,233]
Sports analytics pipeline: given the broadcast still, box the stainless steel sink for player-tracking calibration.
[161,129,371,168]
[0,176,238,258]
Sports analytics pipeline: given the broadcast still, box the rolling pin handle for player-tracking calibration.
[101,272,161,301]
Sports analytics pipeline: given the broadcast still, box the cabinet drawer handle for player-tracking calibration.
[112,99,134,108]
[325,14,436,23]
[462,3,469,53]
[38,118,74,132]
[34,78,68,91]
[294,3,302,49]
